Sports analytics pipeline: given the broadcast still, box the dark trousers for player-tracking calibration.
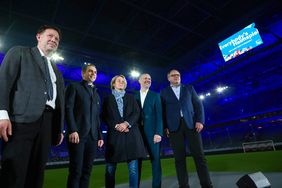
[0,110,53,188]
[67,134,97,188]
[138,135,162,188]
[169,119,213,188]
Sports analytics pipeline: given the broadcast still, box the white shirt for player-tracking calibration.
[0,110,9,120]
[171,85,180,100]
[171,85,183,117]
[0,47,57,120]
[140,89,149,108]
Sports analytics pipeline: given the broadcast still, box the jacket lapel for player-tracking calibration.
[179,84,184,101]
[143,90,150,109]
[110,94,123,120]
[31,47,45,75]
[82,82,93,97]
[123,94,128,116]
[168,86,179,101]
[136,91,141,103]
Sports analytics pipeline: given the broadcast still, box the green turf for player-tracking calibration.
[43,150,282,188]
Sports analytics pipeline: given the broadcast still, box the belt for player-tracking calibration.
[45,105,54,111]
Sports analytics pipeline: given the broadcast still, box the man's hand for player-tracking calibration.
[55,133,64,146]
[98,139,104,147]
[195,122,204,133]
[69,132,79,144]
[153,134,162,144]
[164,128,170,138]
[0,119,12,142]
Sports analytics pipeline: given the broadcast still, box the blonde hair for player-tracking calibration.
[110,75,127,90]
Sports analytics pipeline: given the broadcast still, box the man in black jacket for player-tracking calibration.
[0,25,65,188]
[65,63,104,188]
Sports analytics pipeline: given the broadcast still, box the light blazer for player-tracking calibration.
[160,84,204,131]
[0,46,65,140]
[65,81,102,140]
[135,90,163,138]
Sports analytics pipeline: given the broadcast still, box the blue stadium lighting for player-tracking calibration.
[130,70,140,78]
[205,92,211,96]
[216,86,228,93]
[200,92,211,100]
[51,52,64,61]
[83,62,92,65]
[199,95,205,100]
[199,86,229,100]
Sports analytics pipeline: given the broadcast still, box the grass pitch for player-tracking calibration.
[43,150,282,188]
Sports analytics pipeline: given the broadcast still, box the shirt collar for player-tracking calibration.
[170,84,181,88]
[38,47,51,61]
[83,80,94,87]
[140,89,149,94]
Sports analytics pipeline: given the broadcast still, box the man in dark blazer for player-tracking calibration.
[160,69,213,188]
[65,63,104,188]
[0,25,65,188]
[135,73,163,188]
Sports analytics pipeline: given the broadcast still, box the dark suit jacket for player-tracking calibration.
[102,93,146,162]
[0,46,65,142]
[65,81,102,140]
[160,84,204,131]
[135,90,163,138]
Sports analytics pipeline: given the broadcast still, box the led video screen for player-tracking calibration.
[218,23,263,62]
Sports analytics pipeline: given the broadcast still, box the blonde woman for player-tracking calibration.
[102,75,146,188]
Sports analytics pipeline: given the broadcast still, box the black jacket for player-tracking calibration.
[102,93,146,162]
[65,81,102,140]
